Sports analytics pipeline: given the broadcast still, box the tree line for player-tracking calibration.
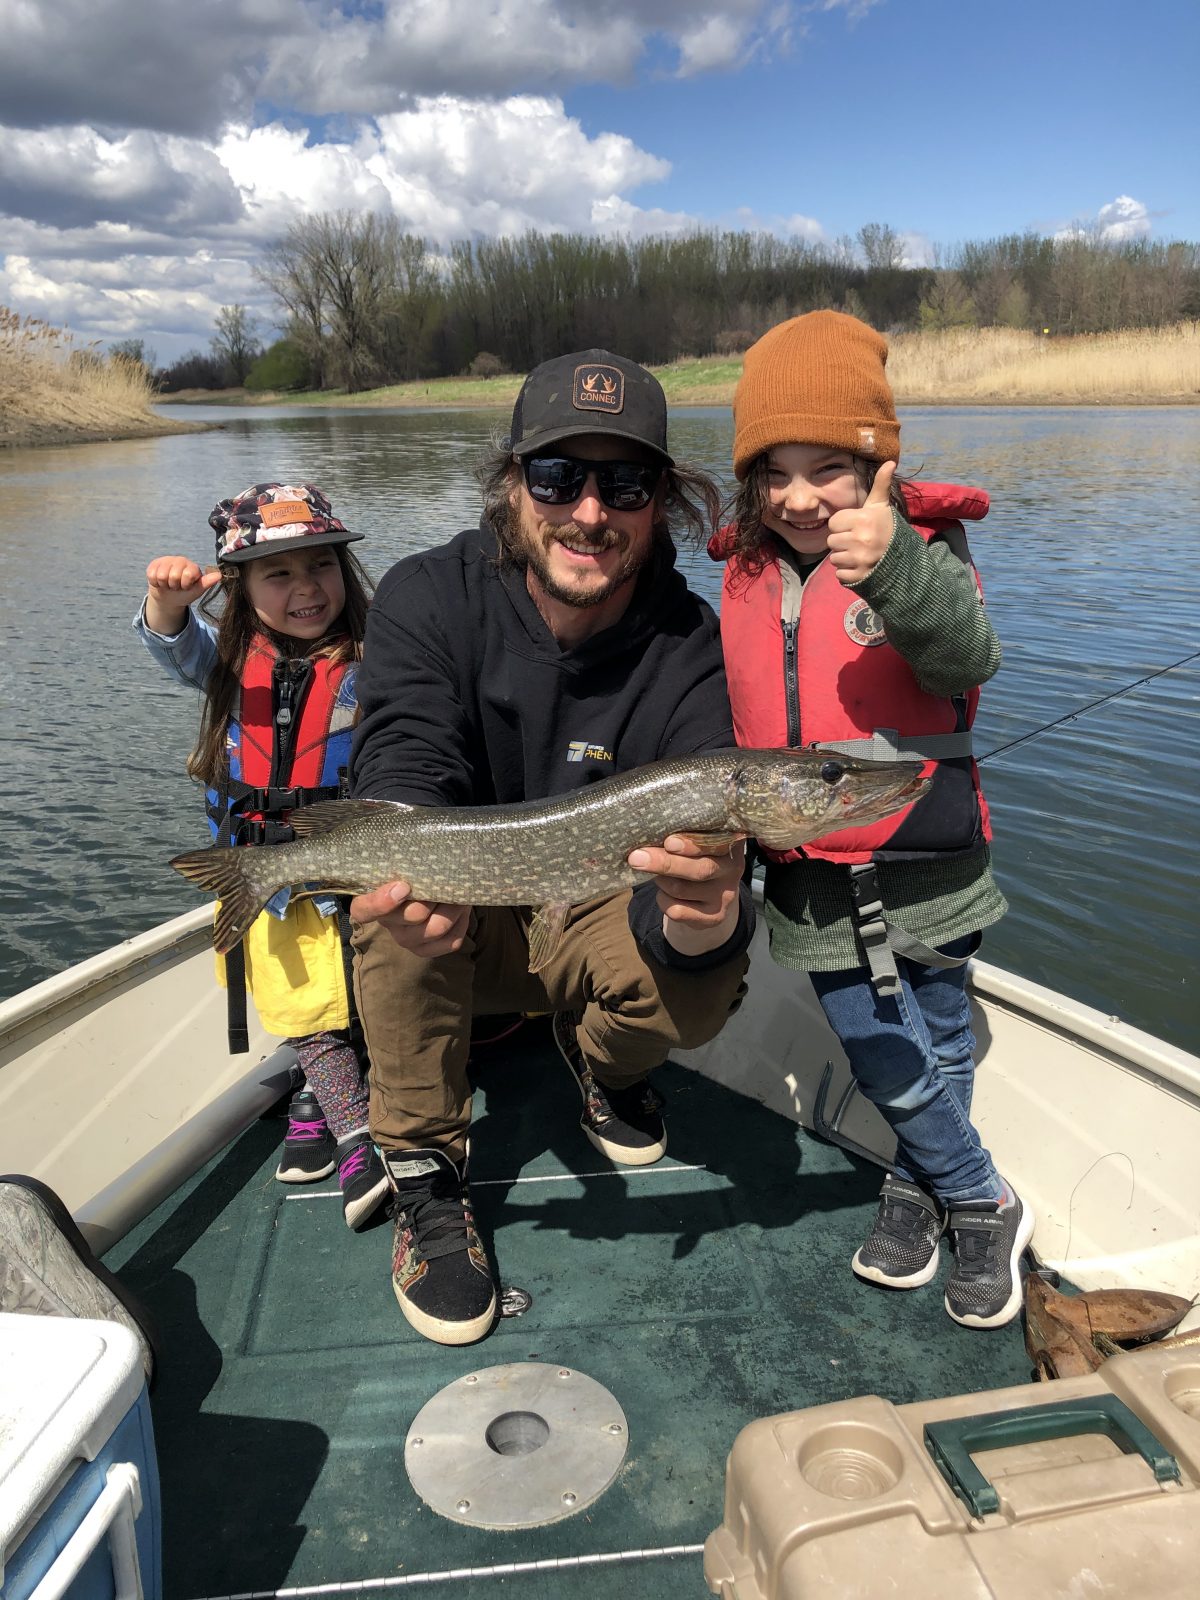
[155,216,1200,393]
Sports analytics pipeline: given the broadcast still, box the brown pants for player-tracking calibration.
[351,893,749,1161]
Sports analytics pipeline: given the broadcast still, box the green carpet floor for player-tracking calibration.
[107,1019,1037,1599]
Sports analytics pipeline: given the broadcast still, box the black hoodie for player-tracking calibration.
[349,517,753,966]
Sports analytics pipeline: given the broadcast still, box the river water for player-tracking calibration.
[1,404,1196,1054]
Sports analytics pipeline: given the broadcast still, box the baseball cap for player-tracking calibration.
[509,349,673,465]
[209,483,364,564]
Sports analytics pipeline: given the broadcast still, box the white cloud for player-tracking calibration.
[0,0,804,132]
[0,96,694,354]
[1094,194,1152,242]
[1055,194,1153,244]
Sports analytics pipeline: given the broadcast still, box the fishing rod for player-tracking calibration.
[978,648,1200,764]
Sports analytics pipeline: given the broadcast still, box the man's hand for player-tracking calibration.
[349,881,471,957]
[628,835,746,957]
[826,461,897,586]
[145,555,223,633]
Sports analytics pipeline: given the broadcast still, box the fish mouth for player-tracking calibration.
[835,766,930,825]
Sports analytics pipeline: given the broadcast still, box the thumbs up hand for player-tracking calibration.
[144,555,223,634]
[826,461,897,586]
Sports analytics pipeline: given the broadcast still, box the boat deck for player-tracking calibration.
[106,1019,1036,1599]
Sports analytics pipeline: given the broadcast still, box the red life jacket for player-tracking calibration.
[206,637,358,846]
[708,482,993,865]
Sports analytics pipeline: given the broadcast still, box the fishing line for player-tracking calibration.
[978,647,1200,764]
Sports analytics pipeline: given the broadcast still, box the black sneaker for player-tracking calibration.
[552,1010,667,1166]
[275,1090,337,1183]
[384,1148,496,1345]
[0,1174,159,1388]
[852,1175,945,1288]
[336,1135,391,1230]
[944,1185,1035,1328]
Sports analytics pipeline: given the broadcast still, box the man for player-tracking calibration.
[349,348,754,1345]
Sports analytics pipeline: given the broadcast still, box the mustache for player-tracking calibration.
[551,524,623,550]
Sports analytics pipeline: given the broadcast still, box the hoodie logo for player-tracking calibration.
[567,740,614,764]
[573,363,624,413]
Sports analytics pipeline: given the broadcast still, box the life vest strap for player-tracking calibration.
[228,782,343,815]
[818,728,974,763]
[849,863,980,995]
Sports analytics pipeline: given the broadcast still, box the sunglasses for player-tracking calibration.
[521,454,662,511]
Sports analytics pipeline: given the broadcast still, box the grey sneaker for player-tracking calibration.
[0,1174,158,1386]
[552,1010,667,1166]
[945,1185,1035,1328]
[852,1174,945,1288]
[386,1148,497,1345]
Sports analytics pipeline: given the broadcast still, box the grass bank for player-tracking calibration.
[162,322,1200,413]
[0,310,203,448]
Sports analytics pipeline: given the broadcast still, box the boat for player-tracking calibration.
[2,904,1198,1598]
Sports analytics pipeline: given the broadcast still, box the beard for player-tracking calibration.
[508,511,654,611]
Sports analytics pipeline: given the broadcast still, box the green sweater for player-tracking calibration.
[763,512,1007,972]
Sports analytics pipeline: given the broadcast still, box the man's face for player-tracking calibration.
[507,433,664,611]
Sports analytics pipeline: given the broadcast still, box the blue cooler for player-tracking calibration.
[0,1316,161,1600]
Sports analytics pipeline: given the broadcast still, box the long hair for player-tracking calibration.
[475,438,721,568]
[187,545,373,788]
[722,453,910,582]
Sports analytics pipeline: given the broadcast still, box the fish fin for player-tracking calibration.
[667,829,746,853]
[287,798,396,837]
[527,900,571,974]
[170,846,270,955]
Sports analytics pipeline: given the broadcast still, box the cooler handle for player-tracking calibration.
[924,1394,1181,1518]
[29,1461,145,1600]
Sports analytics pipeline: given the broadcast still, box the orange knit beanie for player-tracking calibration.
[732,310,900,479]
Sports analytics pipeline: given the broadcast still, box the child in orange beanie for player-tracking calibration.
[711,310,1032,1329]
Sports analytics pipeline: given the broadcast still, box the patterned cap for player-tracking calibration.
[209,482,363,564]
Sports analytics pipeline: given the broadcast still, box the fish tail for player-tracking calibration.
[170,846,270,954]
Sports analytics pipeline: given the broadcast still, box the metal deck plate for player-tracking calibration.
[405,1362,629,1530]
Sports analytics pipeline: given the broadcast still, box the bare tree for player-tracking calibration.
[858,223,907,271]
[210,305,262,385]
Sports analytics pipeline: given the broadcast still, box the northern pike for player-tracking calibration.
[171,746,927,971]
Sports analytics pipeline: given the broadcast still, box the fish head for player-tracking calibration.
[741,747,930,849]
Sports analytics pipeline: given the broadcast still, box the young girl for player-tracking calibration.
[712,311,1033,1329]
[134,482,389,1230]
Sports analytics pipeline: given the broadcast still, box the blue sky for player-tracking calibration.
[0,0,1192,364]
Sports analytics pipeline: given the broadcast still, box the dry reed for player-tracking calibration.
[887,323,1200,403]
[0,307,173,447]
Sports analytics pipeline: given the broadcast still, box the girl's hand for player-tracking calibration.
[145,556,222,632]
[826,461,897,586]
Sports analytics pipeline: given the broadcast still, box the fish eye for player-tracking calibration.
[820,760,844,785]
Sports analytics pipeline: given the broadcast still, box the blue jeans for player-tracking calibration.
[809,936,1001,1208]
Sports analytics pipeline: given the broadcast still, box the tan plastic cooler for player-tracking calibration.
[704,1344,1200,1599]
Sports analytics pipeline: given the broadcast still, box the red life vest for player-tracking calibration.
[206,637,358,845]
[709,482,993,865]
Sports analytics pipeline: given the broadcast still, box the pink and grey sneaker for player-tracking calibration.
[275,1090,337,1183]
[336,1135,390,1230]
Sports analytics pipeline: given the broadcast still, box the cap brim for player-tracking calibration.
[511,423,673,467]
[219,529,364,564]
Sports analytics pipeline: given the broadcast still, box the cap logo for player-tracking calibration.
[858,427,877,452]
[573,363,624,413]
[259,498,312,528]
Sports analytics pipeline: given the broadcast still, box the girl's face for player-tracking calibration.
[762,443,865,562]
[242,545,346,639]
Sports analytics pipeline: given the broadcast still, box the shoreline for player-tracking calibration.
[158,388,1200,410]
[1,414,215,451]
